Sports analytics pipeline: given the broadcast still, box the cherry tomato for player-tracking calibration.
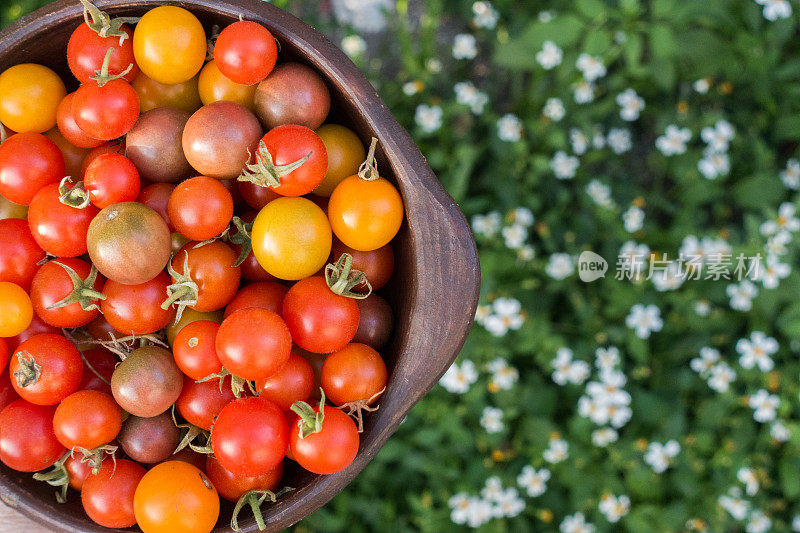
[78,348,117,395]
[28,183,99,257]
[168,176,233,241]
[0,370,19,413]
[7,314,59,352]
[44,128,92,180]
[206,455,282,502]
[127,107,192,183]
[132,71,202,113]
[289,403,359,475]
[215,21,277,86]
[0,218,45,290]
[216,308,291,380]
[175,375,238,431]
[67,20,138,84]
[101,272,173,335]
[29,257,104,328]
[0,64,66,133]
[0,132,65,205]
[0,282,33,337]
[251,197,332,280]
[321,343,387,406]
[80,142,124,177]
[9,333,83,405]
[134,460,219,533]
[111,346,183,418]
[353,293,394,349]
[73,77,140,141]
[173,320,223,380]
[212,396,288,476]
[256,353,314,410]
[329,174,404,251]
[84,153,141,208]
[169,242,242,313]
[66,453,94,491]
[198,59,257,109]
[166,308,224,347]
[253,125,328,197]
[254,62,331,130]
[314,124,366,197]
[239,180,279,210]
[133,6,207,85]
[137,183,175,230]
[283,276,359,354]
[57,93,104,149]
[118,411,180,464]
[0,400,64,472]
[82,459,146,528]
[224,281,287,318]
[53,390,122,449]
[0,339,7,374]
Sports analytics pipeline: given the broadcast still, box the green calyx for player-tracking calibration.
[238,140,312,189]
[33,451,72,504]
[197,368,257,399]
[58,177,91,209]
[47,261,106,311]
[90,48,134,87]
[171,406,213,455]
[161,251,199,325]
[357,137,381,181]
[325,253,373,299]
[229,217,254,267]
[79,0,139,45]
[231,487,294,532]
[73,444,118,475]
[12,351,41,388]
[290,388,326,439]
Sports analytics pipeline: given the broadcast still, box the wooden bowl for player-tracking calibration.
[0,0,480,531]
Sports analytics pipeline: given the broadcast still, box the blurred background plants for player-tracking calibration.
[7,0,800,531]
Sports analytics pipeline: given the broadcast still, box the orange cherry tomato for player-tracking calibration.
[328,174,404,251]
[313,124,366,197]
[198,60,257,110]
[0,282,32,337]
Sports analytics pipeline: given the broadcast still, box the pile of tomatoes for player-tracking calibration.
[0,2,403,532]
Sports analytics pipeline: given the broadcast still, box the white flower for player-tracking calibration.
[466,497,494,528]
[492,487,525,518]
[737,331,778,372]
[543,97,565,121]
[538,10,555,23]
[707,362,736,393]
[474,304,491,325]
[543,436,569,464]
[694,300,711,316]
[502,224,528,249]
[771,420,791,442]
[651,261,685,292]
[448,492,471,525]
[518,245,536,261]
[746,510,772,533]
[510,207,534,227]
[781,159,800,190]
[480,476,502,501]
[644,440,680,473]
[471,211,501,238]
[623,205,645,233]
[700,120,735,153]
[794,514,800,532]
[755,0,792,21]
[560,512,595,533]
[693,78,711,94]
[517,466,550,497]
[691,347,720,375]
[616,88,645,121]
[570,129,589,155]
[402,81,423,96]
[426,58,442,73]
[737,467,759,496]
[599,494,631,523]
[607,128,632,154]
[576,54,606,82]
[415,104,442,133]
[595,346,620,371]
[698,150,730,180]
[573,80,596,104]
[626,304,663,339]
[340,35,367,57]
[679,235,731,264]
[586,180,614,208]
[592,126,606,149]
[656,125,692,156]
[483,297,525,337]
[592,427,619,447]
[497,113,523,142]
[760,202,800,236]
[454,81,489,115]
[439,360,478,393]
[331,0,393,33]
[765,230,791,256]
[761,255,790,289]
[551,347,590,385]
[546,253,574,280]
[536,40,563,70]
[719,488,750,520]
[748,389,779,423]
[472,1,499,29]
[452,33,478,60]
[480,406,504,433]
[727,280,758,311]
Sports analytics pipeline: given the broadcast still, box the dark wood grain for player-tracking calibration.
[0,1,481,531]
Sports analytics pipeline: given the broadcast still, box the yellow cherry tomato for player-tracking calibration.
[313,125,366,197]
[198,60,257,110]
[0,64,66,133]
[134,461,219,533]
[328,175,404,251]
[132,71,202,114]
[252,197,332,280]
[133,7,207,85]
[0,194,27,220]
[0,282,33,337]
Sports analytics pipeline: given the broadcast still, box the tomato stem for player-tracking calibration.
[78,0,139,45]
[238,140,312,189]
[290,388,326,439]
[231,488,294,532]
[89,48,134,88]
[196,368,253,399]
[47,261,106,311]
[161,251,200,325]
[58,176,91,209]
[357,137,380,181]
[72,444,118,475]
[11,351,41,388]
[171,406,214,455]
[340,387,385,433]
[32,451,71,504]
[325,253,372,299]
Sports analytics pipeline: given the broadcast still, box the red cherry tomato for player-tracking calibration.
[169,242,241,313]
[28,182,99,257]
[282,276,359,354]
[211,396,288,476]
[67,22,138,84]
[82,459,146,528]
[0,342,8,377]
[0,399,65,472]
[250,125,328,197]
[137,183,175,230]
[79,348,117,395]
[205,455,282,502]
[0,218,45,290]
[173,320,223,380]
[0,132,65,205]
[84,153,141,208]
[74,79,140,141]
[66,453,93,491]
[332,241,395,291]
[214,21,278,86]
[175,375,238,431]
[101,272,173,335]
[289,403,359,475]
[224,281,287,318]
[255,353,314,410]
[53,390,122,450]
[216,308,291,380]
[167,176,233,241]
[29,257,104,328]
[321,343,387,406]
[0,370,19,412]
[57,93,104,149]
[238,180,279,210]
[9,333,83,405]
[80,142,124,177]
